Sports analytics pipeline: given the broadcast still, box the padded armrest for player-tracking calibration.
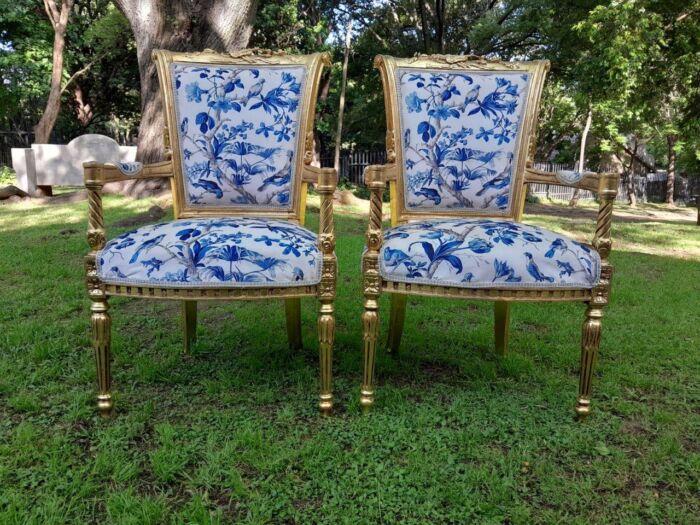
[83,160,174,185]
[524,166,619,195]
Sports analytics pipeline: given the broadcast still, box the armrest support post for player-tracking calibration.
[315,167,338,300]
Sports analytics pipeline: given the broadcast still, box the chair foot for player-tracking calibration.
[319,393,333,415]
[360,389,374,413]
[575,397,591,420]
[97,393,113,417]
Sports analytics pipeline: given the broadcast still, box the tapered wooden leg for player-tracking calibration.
[285,298,303,350]
[318,300,334,415]
[91,298,112,417]
[182,300,197,354]
[361,297,380,412]
[494,301,511,356]
[576,303,603,419]
[387,294,407,354]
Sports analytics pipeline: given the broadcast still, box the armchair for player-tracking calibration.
[360,54,619,418]
[85,49,337,416]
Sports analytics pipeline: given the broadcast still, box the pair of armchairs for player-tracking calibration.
[84,49,618,419]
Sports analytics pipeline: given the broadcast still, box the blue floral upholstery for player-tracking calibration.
[397,69,530,215]
[97,218,321,288]
[380,219,600,289]
[170,63,306,209]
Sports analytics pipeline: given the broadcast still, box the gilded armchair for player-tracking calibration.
[84,49,337,415]
[360,55,619,418]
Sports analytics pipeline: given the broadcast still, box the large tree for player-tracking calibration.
[113,0,259,163]
[34,0,75,143]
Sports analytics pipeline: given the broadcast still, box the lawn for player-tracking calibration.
[0,192,699,524]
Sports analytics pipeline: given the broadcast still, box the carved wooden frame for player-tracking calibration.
[84,49,337,417]
[361,54,620,419]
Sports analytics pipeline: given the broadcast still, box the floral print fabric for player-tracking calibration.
[397,69,529,214]
[380,219,600,289]
[97,218,321,288]
[171,63,306,209]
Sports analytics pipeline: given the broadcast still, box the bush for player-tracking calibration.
[0,166,16,186]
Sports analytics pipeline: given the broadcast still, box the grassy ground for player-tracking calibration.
[0,193,699,524]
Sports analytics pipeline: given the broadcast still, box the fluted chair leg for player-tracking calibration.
[494,301,511,355]
[285,298,303,350]
[387,294,407,354]
[91,298,112,417]
[318,300,335,414]
[576,302,603,419]
[182,300,197,354]
[361,295,380,412]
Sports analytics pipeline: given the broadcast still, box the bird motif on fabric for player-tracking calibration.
[545,238,567,258]
[476,173,510,196]
[258,152,293,191]
[556,260,575,277]
[129,234,166,264]
[524,252,555,282]
[192,180,223,199]
[415,187,442,205]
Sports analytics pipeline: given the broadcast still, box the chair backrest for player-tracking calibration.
[153,49,329,221]
[375,55,549,223]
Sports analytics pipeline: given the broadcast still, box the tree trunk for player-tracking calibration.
[666,134,677,206]
[626,149,637,207]
[569,105,592,207]
[34,0,75,144]
[114,0,258,173]
[418,1,431,53]
[333,16,353,178]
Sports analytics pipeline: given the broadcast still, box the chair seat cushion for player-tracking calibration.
[97,217,321,288]
[380,219,600,289]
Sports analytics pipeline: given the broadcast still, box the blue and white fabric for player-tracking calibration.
[396,69,530,215]
[556,169,585,185]
[106,161,143,176]
[97,218,321,288]
[170,63,306,209]
[380,219,600,289]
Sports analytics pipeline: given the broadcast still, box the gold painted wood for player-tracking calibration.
[387,294,407,354]
[84,48,336,415]
[494,301,511,356]
[362,53,619,417]
[182,301,197,354]
[285,298,303,350]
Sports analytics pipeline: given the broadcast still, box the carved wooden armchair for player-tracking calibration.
[360,55,619,418]
[84,49,337,415]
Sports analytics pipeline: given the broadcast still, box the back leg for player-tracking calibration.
[387,294,407,354]
[494,301,511,356]
[285,298,303,350]
[182,300,197,354]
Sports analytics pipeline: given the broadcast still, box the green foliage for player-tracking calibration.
[0,166,16,185]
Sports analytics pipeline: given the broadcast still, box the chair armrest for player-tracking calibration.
[524,166,618,194]
[83,160,174,185]
[301,164,337,185]
[523,166,620,261]
[83,160,174,256]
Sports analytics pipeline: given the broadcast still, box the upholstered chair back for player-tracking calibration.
[377,55,549,223]
[153,50,329,220]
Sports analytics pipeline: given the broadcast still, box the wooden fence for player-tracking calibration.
[0,131,34,168]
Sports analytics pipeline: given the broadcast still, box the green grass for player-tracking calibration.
[1,194,699,524]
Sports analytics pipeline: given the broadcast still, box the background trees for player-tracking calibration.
[1,0,698,199]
